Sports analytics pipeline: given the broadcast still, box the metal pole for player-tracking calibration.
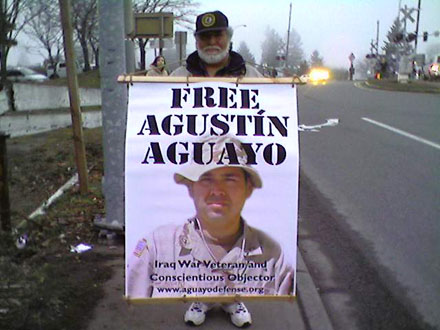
[414,0,421,53]
[159,16,164,56]
[179,33,183,65]
[376,20,380,55]
[0,133,11,232]
[285,2,292,68]
[59,0,89,194]
[97,0,127,231]
[402,5,407,32]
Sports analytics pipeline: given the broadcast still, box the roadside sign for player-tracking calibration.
[349,53,355,63]
[130,13,174,38]
[400,5,416,23]
[174,31,187,45]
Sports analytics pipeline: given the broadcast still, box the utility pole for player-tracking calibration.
[414,0,421,53]
[376,20,380,55]
[59,0,89,194]
[285,2,292,68]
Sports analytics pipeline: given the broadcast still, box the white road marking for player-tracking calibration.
[299,118,339,132]
[362,117,440,150]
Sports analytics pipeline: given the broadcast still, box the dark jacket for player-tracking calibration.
[171,51,262,77]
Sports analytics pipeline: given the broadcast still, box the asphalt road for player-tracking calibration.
[297,81,440,329]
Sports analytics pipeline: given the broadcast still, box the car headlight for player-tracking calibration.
[309,69,330,81]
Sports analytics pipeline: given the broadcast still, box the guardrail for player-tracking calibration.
[0,82,101,113]
[0,83,102,137]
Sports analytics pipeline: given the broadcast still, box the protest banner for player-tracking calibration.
[124,77,299,302]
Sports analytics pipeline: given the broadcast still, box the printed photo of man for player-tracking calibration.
[126,135,294,301]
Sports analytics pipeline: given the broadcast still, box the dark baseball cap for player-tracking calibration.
[195,11,229,35]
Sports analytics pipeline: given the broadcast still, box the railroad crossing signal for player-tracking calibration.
[406,33,417,42]
[393,33,404,42]
[370,39,378,53]
[400,5,416,23]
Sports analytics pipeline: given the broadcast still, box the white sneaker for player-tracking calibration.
[184,302,210,326]
[222,302,252,327]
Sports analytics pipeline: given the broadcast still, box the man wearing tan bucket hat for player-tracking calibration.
[127,135,294,327]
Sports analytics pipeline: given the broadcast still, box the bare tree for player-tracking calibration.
[88,20,99,68]
[71,0,98,72]
[0,0,32,86]
[23,0,63,68]
[133,0,199,70]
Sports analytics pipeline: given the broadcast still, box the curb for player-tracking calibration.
[297,252,334,330]
[356,80,440,94]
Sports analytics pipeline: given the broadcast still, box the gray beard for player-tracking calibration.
[197,46,229,65]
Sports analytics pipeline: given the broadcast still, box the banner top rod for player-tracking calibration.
[117,75,305,85]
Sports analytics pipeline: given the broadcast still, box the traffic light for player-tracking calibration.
[423,32,428,41]
[406,33,417,42]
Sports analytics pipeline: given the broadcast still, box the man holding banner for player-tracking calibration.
[172,9,262,327]
[126,10,298,328]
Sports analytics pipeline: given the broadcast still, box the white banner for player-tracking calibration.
[125,81,299,300]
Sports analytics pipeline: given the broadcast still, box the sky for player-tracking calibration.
[190,0,440,68]
[9,0,440,69]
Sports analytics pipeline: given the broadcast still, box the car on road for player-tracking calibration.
[6,67,48,82]
[309,68,330,84]
[47,62,67,79]
[423,55,440,81]
[46,61,82,79]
